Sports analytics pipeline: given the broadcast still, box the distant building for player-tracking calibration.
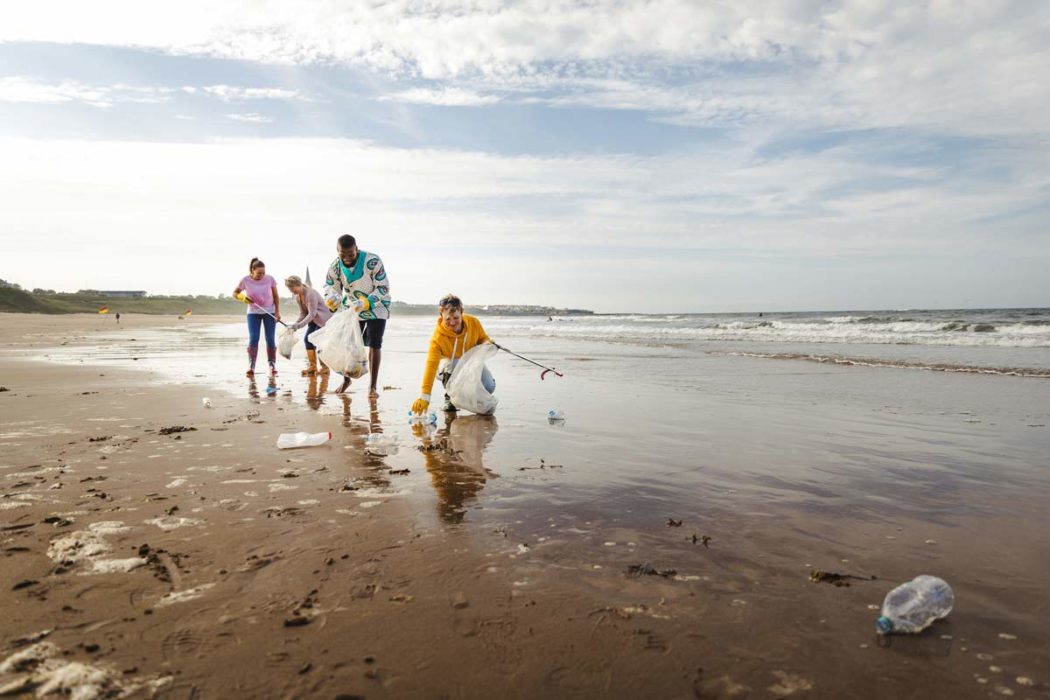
[79,290,147,298]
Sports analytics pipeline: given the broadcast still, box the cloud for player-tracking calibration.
[194,84,309,101]
[380,87,500,107]
[224,112,272,123]
[0,76,173,107]
[1,134,1046,309]
[2,2,1047,137]
[1,133,1042,253]
[0,78,309,109]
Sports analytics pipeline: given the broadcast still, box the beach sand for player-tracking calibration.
[1,313,1048,699]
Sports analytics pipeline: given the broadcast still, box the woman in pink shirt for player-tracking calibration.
[233,258,281,377]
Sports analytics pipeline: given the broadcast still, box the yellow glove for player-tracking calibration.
[411,395,430,414]
[325,298,339,311]
[350,296,371,312]
[236,291,251,304]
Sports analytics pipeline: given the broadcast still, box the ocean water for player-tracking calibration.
[482,307,1050,377]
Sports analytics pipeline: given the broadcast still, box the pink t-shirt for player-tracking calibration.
[239,274,276,314]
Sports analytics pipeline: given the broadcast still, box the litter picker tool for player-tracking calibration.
[260,309,289,328]
[492,343,563,380]
[237,292,288,327]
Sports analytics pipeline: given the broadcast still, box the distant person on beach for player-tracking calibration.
[115,313,120,324]
[284,275,331,377]
[323,234,390,396]
[412,294,496,414]
[233,258,280,377]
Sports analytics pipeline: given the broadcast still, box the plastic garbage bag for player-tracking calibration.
[447,344,498,415]
[310,310,368,378]
[278,326,298,360]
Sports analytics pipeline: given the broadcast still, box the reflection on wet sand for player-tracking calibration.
[337,394,396,489]
[305,373,330,410]
[246,376,278,401]
[416,414,499,523]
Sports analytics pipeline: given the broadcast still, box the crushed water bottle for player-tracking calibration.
[202,397,212,409]
[276,432,332,449]
[876,575,954,634]
[407,410,438,426]
[547,409,565,423]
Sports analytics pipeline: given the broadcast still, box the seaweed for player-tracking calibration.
[158,425,196,435]
[809,569,877,587]
[627,563,677,578]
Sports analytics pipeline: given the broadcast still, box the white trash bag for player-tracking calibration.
[277,326,298,360]
[447,344,498,415]
[310,311,368,378]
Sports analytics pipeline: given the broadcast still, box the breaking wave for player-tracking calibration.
[494,315,1050,348]
[721,352,1050,379]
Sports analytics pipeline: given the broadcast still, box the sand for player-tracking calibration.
[1,313,1048,699]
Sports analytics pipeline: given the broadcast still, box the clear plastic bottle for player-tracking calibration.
[407,410,438,426]
[276,432,332,449]
[876,575,954,634]
[547,409,565,422]
[364,433,399,456]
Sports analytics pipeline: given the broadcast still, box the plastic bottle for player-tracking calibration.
[276,432,332,449]
[364,433,399,455]
[875,575,954,634]
[547,409,566,422]
[407,410,438,426]
[202,397,212,409]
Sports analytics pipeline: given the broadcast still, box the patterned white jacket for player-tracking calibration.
[323,251,391,321]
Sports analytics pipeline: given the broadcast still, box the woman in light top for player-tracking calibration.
[284,275,332,376]
[233,257,280,377]
[411,294,496,414]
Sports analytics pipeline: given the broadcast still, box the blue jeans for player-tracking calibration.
[443,359,496,393]
[303,322,320,351]
[247,313,276,350]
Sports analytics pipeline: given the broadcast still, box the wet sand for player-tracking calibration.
[1,313,1048,699]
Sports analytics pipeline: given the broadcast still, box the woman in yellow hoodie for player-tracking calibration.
[411,294,496,414]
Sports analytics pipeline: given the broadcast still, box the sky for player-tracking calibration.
[0,1,1048,313]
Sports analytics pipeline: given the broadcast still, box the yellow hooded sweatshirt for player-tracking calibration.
[420,314,491,396]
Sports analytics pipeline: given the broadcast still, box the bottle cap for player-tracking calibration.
[875,616,893,634]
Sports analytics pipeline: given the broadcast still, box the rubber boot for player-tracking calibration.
[246,346,258,376]
[302,349,318,376]
[267,346,278,376]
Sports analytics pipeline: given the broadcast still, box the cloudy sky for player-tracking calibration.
[1,1,1048,312]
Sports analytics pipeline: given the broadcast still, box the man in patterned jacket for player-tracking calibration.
[323,234,391,396]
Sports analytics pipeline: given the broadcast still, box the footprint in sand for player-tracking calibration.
[144,516,204,531]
